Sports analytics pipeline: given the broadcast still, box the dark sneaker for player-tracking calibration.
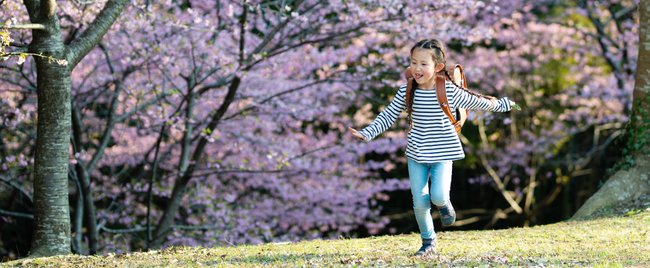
[414,239,436,256]
[439,204,456,226]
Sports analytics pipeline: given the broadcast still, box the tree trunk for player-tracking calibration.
[29,11,73,257]
[572,2,650,220]
[630,3,650,149]
[24,0,129,257]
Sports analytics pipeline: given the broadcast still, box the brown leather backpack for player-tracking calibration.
[404,65,469,134]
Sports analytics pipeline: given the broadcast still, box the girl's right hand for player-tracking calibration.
[348,127,368,142]
[509,100,522,111]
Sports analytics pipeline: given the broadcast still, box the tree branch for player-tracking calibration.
[114,91,174,122]
[238,0,247,64]
[87,72,133,172]
[196,75,234,95]
[222,78,331,121]
[604,4,637,26]
[4,23,46,30]
[151,76,240,247]
[65,0,129,68]
[0,175,33,204]
[146,124,166,250]
[583,3,622,74]
[192,167,297,177]
[249,0,306,58]
[0,208,33,220]
[468,120,524,214]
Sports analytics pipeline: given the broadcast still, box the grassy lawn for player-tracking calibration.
[5,209,649,267]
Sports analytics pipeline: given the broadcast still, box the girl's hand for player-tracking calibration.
[509,100,522,111]
[348,127,368,142]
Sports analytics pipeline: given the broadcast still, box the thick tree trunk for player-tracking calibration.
[24,0,129,257]
[573,2,650,220]
[29,13,72,257]
[630,3,650,146]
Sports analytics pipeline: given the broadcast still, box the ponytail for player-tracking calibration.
[406,78,417,130]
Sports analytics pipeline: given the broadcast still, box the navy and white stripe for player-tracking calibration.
[359,80,511,163]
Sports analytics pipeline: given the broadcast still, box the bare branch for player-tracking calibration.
[477,153,524,214]
[0,175,33,204]
[178,86,195,174]
[238,1,247,64]
[114,91,175,122]
[582,3,622,74]
[196,75,234,95]
[4,23,46,30]
[249,0,306,58]
[100,226,147,233]
[65,0,129,68]
[147,124,166,249]
[604,4,638,26]
[152,76,240,247]
[192,168,297,178]
[463,121,524,214]
[223,78,331,121]
[86,55,139,172]
[0,208,33,220]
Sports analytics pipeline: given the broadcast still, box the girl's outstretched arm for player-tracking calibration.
[450,81,518,112]
[353,86,407,142]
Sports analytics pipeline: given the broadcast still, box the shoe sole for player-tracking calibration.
[442,219,455,227]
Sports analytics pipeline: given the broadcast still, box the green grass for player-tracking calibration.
[4,210,649,267]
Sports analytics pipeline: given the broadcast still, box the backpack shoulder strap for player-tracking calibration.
[454,64,468,88]
[453,64,469,127]
[435,74,462,134]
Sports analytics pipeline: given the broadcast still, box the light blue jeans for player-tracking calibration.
[407,158,453,240]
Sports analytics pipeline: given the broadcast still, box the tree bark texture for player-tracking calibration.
[29,5,73,256]
[25,0,129,257]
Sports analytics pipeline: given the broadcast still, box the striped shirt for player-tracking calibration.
[359,80,511,163]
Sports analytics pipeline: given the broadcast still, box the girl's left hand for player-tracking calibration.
[348,127,368,142]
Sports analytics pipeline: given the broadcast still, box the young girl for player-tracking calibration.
[349,39,517,256]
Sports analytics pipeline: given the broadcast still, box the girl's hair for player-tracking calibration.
[407,39,492,118]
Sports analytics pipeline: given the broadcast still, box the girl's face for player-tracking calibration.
[409,48,444,89]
